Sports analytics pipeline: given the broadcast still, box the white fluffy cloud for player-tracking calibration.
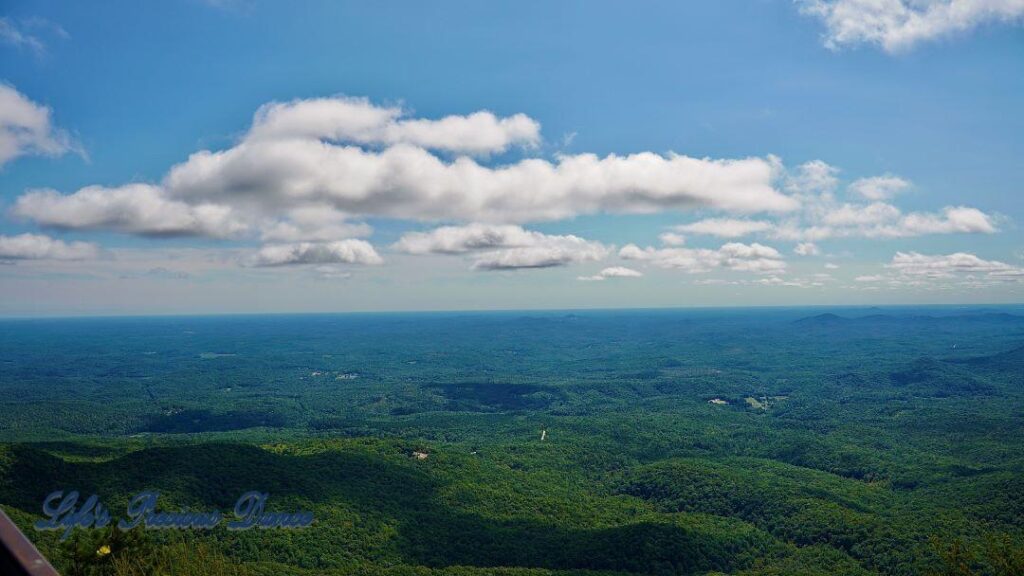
[0,84,78,167]
[658,232,686,246]
[794,242,821,256]
[770,164,998,241]
[14,185,247,238]
[848,175,910,200]
[394,223,542,254]
[671,218,774,238]
[843,252,1024,290]
[249,240,383,267]
[897,206,997,235]
[259,205,372,243]
[471,242,610,270]
[247,96,541,155]
[0,233,100,261]
[578,266,644,281]
[14,96,798,243]
[164,143,795,223]
[666,183,996,244]
[785,159,840,197]
[6,95,1005,286]
[798,0,1024,52]
[620,242,786,274]
[887,251,1024,278]
[793,204,997,240]
[664,162,996,247]
[394,223,610,270]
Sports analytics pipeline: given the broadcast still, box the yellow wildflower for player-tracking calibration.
[96,545,111,557]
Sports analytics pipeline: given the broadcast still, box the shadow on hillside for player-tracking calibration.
[1,442,770,574]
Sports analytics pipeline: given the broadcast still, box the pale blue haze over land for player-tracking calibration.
[0,0,1022,315]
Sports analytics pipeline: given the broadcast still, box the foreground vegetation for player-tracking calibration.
[1,307,1022,575]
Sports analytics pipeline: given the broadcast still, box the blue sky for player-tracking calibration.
[0,0,1022,315]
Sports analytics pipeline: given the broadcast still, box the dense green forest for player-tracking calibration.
[0,307,1022,575]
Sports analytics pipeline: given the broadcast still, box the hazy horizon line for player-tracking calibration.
[3,302,1023,322]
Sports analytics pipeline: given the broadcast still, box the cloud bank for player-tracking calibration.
[620,242,786,274]
[15,185,246,237]
[887,251,1024,279]
[12,96,798,249]
[4,96,1010,290]
[667,162,997,244]
[0,233,100,261]
[249,240,383,267]
[395,224,611,270]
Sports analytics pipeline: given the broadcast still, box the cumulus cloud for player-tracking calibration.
[773,163,996,242]
[249,240,383,267]
[578,266,644,281]
[658,232,686,246]
[842,251,1024,291]
[794,242,821,256]
[394,223,542,254]
[798,0,1024,52]
[785,159,840,197]
[620,242,786,274]
[848,175,910,200]
[671,218,774,238]
[886,251,1024,278]
[7,94,1002,283]
[247,96,541,155]
[164,144,795,223]
[897,206,997,235]
[395,223,610,270]
[737,160,992,242]
[774,203,997,241]
[259,205,372,243]
[471,241,610,270]
[0,233,100,261]
[0,84,78,167]
[13,185,247,238]
[14,96,798,243]
[666,164,994,244]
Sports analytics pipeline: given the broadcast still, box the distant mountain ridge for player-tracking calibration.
[794,311,1024,327]
[959,344,1024,372]
[890,356,995,396]
[793,312,849,326]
